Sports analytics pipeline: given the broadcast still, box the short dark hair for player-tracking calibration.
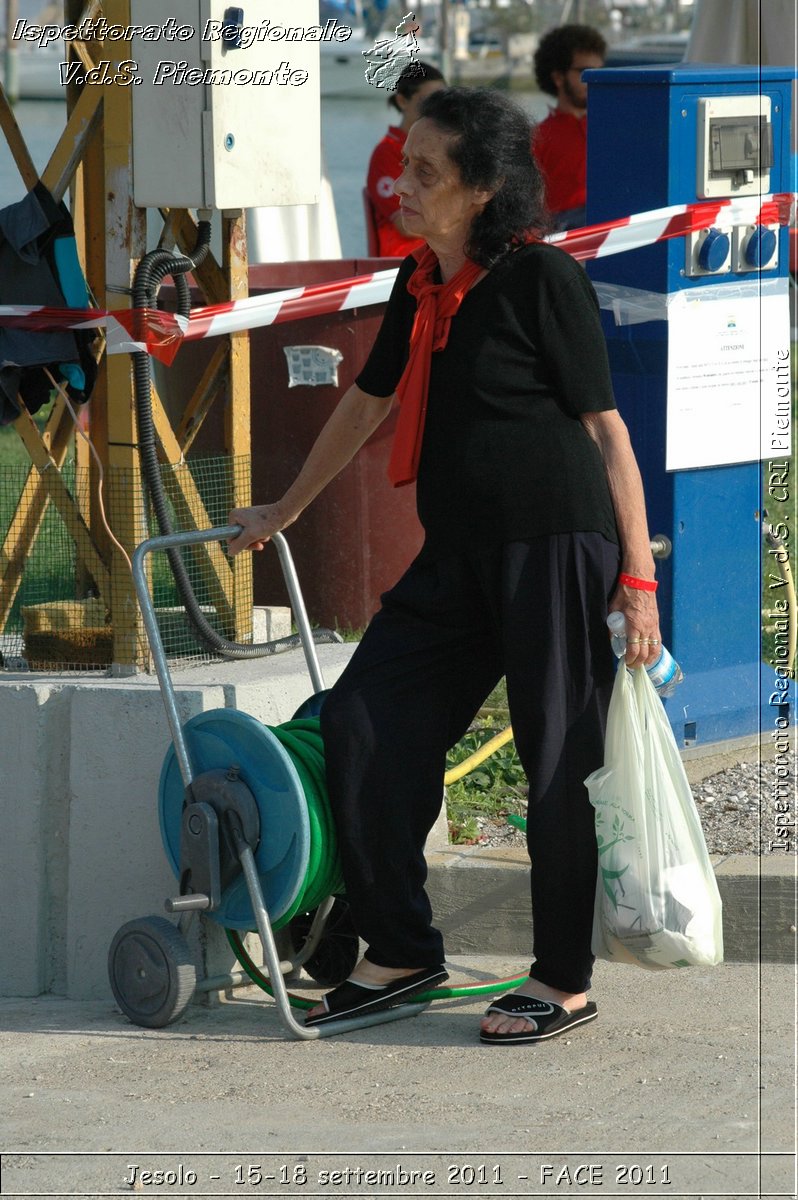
[533,24,606,97]
[418,87,548,267]
[388,61,445,110]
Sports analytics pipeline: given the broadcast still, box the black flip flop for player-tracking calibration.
[479,994,598,1044]
[305,966,449,1027]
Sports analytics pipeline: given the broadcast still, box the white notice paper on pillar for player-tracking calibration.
[666,281,791,470]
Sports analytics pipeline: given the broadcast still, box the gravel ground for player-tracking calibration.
[689,758,792,855]
[474,754,795,856]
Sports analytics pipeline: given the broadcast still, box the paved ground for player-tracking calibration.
[1,956,794,1199]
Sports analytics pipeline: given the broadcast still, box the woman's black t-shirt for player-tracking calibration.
[356,241,619,558]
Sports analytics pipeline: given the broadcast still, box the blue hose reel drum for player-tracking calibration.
[159,709,311,929]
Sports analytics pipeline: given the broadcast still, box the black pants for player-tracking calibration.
[320,533,620,995]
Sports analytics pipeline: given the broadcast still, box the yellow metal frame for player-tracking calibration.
[0,0,253,668]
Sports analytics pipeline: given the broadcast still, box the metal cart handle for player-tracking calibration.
[132,525,325,788]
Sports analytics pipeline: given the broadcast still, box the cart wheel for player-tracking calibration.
[288,898,360,987]
[108,916,197,1029]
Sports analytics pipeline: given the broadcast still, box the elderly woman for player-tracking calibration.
[366,60,446,257]
[228,88,660,1045]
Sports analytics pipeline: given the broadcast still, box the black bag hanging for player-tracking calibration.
[0,180,98,425]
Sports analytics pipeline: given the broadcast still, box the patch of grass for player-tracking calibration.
[444,681,526,845]
[0,423,40,467]
[0,413,81,642]
[0,399,64,467]
[332,625,365,643]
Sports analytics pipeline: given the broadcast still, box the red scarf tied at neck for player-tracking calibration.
[387,246,485,488]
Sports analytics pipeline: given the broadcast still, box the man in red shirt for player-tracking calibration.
[366,62,445,257]
[532,25,606,232]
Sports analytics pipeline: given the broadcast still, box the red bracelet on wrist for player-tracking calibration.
[619,572,658,592]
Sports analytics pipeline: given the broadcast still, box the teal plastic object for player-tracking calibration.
[159,709,311,930]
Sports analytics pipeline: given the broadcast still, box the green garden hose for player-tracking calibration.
[268,719,344,931]
[225,715,529,1009]
[226,927,529,1010]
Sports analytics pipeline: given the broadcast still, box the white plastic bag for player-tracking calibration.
[585,662,723,970]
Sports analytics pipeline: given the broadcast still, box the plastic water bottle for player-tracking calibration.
[606,611,684,698]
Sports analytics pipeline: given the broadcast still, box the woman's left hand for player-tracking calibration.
[608,582,661,668]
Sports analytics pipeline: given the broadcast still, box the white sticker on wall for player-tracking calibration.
[284,345,344,388]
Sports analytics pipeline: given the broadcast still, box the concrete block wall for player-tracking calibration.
[64,681,226,1001]
[0,643,356,1002]
[0,682,70,996]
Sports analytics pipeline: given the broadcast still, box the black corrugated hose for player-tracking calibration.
[132,222,341,659]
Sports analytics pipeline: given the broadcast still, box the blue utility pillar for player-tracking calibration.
[585,64,794,745]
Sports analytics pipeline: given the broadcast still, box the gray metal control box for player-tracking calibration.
[130,0,321,209]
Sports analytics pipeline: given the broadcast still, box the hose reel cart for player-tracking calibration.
[108,525,526,1039]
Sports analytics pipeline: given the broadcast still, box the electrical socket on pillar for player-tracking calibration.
[732,223,779,273]
[684,225,733,277]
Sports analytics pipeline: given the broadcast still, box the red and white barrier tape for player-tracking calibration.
[548,192,793,260]
[0,192,793,363]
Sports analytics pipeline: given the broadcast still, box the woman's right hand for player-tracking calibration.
[226,503,292,556]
